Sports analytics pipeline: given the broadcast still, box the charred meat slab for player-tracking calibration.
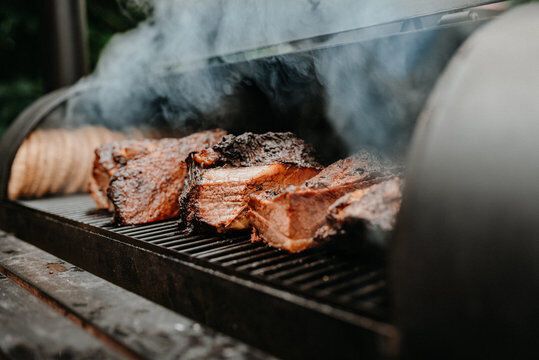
[89,139,157,210]
[248,152,398,252]
[179,132,321,232]
[315,177,403,250]
[90,129,227,225]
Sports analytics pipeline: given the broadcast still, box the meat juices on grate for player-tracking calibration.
[315,177,403,249]
[90,129,227,225]
[248,152,399,252]
[179,132,322,233]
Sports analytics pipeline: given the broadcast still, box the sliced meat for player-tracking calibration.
[248,152,399,252]
[89,139,156,210]
[93,129,226,224]
[315,177,403,250]
[179,132,321,232]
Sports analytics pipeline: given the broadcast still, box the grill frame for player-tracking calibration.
[0,195,396,359]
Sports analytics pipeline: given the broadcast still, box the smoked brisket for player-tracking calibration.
[89,139,157,210]
[91,129,226,224]
[179,132,321,232]
[315,177,403,250]
[248,152,399,252]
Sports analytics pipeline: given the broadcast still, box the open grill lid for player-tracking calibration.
[180,0,503,59]
[166,0,504,71]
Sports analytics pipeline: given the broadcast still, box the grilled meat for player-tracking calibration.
[91,129,226,224]
[179,132,321,232]
[248,152,399,252]
[89,139,156,210]
[315,177,403,250]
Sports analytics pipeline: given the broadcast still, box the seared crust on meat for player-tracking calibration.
[193,132,320,168]
[247,152,400,252]
[88,129,226,224]
[107,130,227,225]
[315,177,403,249]
[179,132,321,232]
[90,139,156,210]
[108,141,186,224]
[303,151,399,190]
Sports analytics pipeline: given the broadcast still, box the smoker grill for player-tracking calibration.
[0,195,393,359]
[2,1,539,359]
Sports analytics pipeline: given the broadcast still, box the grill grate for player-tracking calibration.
[23,194,389,320]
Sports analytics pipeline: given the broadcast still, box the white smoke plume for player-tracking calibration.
[66,0,475,159]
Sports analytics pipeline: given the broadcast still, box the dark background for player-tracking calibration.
[0,0,143,136]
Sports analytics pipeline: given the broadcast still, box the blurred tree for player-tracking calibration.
[0,1,41,135]
[87,0,148,68]
[0,0,143,135]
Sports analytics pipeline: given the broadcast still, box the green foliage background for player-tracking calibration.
[0,0,142,136]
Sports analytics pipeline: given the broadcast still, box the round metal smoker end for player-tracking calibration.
[392,4,539,359]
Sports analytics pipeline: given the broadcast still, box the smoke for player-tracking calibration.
[65,0,472,159]
[314,31,464,155]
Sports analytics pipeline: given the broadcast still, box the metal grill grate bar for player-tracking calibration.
[149,234,210,246]
[168,237,224,251]
[340,280,387,302]
[265,257,336,281]
[250,252,325,277]
[114,222,178,236]
[298,268,365,291]
[281,262,351,286]
[213,247,278,266]
[236,253,298,272]
[193,240,255,259]
[133,227,183,241]
[317,271,384,297]
[177,239,240,254]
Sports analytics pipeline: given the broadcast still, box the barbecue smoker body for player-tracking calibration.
[393,4,539,359]
[1,2,537,359]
